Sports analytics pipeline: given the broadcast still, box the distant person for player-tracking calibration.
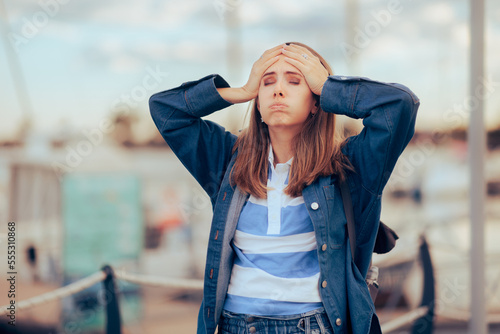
[26,245,39,282]
[150,42,419,334]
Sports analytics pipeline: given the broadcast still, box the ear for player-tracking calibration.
[312,98,319,114]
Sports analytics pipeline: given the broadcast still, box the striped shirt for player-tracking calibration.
[223,146,322,316]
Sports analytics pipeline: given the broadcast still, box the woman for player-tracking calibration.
[149,42,419,334]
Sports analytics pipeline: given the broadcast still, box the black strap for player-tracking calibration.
[339,178,357,261]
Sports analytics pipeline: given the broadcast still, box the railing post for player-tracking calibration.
[102,265,122,334]
[411,236,435,334]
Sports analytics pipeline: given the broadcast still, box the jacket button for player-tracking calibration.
[322,280,327,288]
[249,326,256,333]
[311,202,319,210]
[336,318,342,326]
[322,244,327,251]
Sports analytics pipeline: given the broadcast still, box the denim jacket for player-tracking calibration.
[149,74,419,334]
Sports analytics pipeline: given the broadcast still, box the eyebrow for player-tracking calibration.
[262,71,303,78]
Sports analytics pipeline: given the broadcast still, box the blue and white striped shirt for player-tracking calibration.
[223,146,322,316]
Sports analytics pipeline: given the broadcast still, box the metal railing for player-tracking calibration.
[2,237,437,333]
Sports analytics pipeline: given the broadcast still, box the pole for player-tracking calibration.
[102,265,122,334]
[411,236,435,334]
[469,0,486,333]
[224,5,243,134]
[345,0,359,74]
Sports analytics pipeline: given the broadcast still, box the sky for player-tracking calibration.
[0,0,499,142]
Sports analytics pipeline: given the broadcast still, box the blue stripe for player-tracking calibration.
[280,205,312,235]
[237,201,267,235]
[233,248,319,278]
[237,202,313,236]
[223,294,323,316]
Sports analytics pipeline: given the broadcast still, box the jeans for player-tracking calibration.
[219,307,334,334]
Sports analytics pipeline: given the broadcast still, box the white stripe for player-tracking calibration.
[227,265,321,303]
[248,195,267,206]
[283,196,304,206]
[247,194,305,207]
[233,231,317,254]
[267,188,281,234]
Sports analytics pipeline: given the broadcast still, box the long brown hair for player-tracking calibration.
[231,42,353,198]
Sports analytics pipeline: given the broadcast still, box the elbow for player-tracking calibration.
[394,83,420,109]
[148,93,168,132]
[396,93,418,145]
[149,93,159,116]
[404,92,419,124]
[149,91,163,107]
[394,85,419,126]
[149,92,165,125]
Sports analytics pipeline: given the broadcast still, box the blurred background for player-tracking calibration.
[0,0,499,333]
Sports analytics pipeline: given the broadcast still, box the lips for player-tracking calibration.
[269,103,288,109]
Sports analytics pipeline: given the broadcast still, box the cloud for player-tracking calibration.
[420,2,456,25]
[2,0,500,133]
[89,0,204,29]
[451,22,469,48]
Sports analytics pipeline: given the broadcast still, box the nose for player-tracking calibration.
[273,79,284,97]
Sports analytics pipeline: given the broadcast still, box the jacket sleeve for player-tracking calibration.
[149,74,237,201]
[320,75,419,272]
[320,75,419,196]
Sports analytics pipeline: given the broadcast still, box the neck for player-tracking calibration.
[268,128,296,165]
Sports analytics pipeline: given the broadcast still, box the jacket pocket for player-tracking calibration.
[322,185,347,249]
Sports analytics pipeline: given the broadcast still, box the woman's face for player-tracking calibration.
[258,56,316,134]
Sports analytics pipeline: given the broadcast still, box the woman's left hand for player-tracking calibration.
[281,44,329,96]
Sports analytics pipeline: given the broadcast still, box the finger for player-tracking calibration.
[282,56,305,73]
[285,43,313,57]
[261,54,280,70]
[260,44,285,58]
[268,43,286,52]
[281,48,307,64]
[283,44,316,62]
[259,48,282,63]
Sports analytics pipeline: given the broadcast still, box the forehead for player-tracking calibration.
[263,56,302,76]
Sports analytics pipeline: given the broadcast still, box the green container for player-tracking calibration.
[61,173,144,332]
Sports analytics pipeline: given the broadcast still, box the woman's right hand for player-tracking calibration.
[241,44,283,99]
[217,44,283,104]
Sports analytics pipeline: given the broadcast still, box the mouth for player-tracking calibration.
[269,103,288,109]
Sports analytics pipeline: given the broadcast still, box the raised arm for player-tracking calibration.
[282,43,419,275]
[281,43,419,194]
[320,76,419,195]
[149,45,283,202]
[321,75,419,274]
[149,74,236,201]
